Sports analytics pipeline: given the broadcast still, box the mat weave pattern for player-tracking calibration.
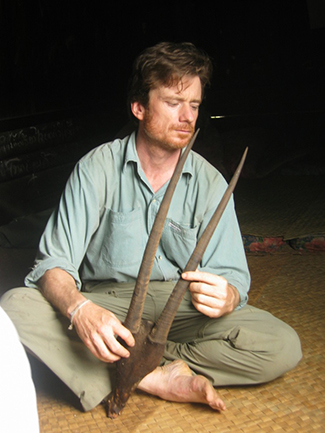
[30,253,325,432]
[235,175,325,239]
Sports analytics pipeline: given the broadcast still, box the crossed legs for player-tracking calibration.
[0,282,302,411]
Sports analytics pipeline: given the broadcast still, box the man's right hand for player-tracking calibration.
[72,301,135,363]
[38,268,135,363]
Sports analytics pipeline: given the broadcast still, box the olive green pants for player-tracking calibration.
[1,282,302,411]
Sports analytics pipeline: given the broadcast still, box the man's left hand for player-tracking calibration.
[181,271,240,318]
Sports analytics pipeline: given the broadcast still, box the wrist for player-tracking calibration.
[228,284,240,310]
[68,299,91,330]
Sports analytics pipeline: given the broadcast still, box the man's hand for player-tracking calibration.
[39,268,135,364]
[181,271,240,318]
[72,301,135,363]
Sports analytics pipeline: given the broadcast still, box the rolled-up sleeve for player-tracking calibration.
[25,159,101,289]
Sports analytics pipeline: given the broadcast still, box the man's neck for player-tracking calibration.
[136,134,181,193]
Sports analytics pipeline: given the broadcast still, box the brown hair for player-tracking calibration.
[127,42,213,120]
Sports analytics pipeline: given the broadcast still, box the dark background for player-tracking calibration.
[0,0,324,228]
[1,0,324,122]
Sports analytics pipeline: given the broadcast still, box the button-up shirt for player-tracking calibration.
[25,132,250,308]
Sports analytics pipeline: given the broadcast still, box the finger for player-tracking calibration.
[191,291,224,308]
[95,310,135,349]
[83,332,122,363]
[182,271,226,287]
[81,321,134,362]
[114,322,135,348]
[188,281,223,298]
[99,324,134,359]
[103,332,131,359]
[191,299,222,318]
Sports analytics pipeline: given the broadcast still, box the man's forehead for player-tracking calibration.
[154,76,202,98]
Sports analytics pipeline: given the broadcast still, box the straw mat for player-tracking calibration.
[235,175,325,239]
[30,253,325,432]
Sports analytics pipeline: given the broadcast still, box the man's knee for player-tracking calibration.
[270,324,302,380]
[227,316,302,384]
[0,288,22,311]
[251,323,302,383]
[0,287,44,328]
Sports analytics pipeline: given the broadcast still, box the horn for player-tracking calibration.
[124,129,200,333]
[106,146,248,418]
[150,147,248,343]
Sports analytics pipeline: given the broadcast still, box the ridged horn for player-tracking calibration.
[124,129,200,333]
[149,147,248,343]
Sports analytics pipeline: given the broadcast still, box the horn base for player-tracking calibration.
[105,320,165,418]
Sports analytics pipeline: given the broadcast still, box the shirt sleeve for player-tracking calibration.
[25,159,101,289]
[198,188,251,310]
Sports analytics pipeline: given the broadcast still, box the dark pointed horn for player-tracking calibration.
[124,129,200,333]
[150,147,248,343]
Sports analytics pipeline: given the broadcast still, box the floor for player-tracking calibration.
[27,252,325,433]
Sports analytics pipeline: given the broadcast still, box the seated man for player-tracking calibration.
[1,42,302,412]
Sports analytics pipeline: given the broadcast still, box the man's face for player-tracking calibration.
[135,75,202,151]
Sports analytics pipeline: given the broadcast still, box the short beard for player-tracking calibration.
[143,119,194,152]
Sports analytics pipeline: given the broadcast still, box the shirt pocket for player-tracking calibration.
[102,207,146,268]
[161,218,199,271]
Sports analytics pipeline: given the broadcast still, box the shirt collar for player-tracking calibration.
[123,131,194,180]
[123,131,139,170]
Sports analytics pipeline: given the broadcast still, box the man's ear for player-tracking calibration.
[131,101,145,121]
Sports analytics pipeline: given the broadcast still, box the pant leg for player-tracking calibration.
[0,286,136,411]
[164,299,302,385]
[1,282,302,410]
[124,281,302,385]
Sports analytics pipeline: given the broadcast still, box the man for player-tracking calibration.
[1,42,302,412]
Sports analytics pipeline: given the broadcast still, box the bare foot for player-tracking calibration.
[137,360,226,411]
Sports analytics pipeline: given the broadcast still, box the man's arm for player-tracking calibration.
[38,268,135,362]
[181,270,240,318]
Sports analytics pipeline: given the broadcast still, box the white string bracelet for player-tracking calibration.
[68,299,91,330]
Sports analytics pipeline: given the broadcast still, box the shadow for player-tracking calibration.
[28,354,83,411]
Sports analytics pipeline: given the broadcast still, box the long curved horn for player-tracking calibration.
[149,147,248,343]
[124,129,200,333]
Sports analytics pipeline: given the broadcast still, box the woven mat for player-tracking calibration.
[235,175,325,239]
[30,253,325,432]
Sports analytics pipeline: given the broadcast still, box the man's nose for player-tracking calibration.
[179,104,196,123]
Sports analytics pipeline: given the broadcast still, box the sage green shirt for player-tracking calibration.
[25,132,250,308]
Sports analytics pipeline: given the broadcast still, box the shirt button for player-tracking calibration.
[158,255,162,260]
